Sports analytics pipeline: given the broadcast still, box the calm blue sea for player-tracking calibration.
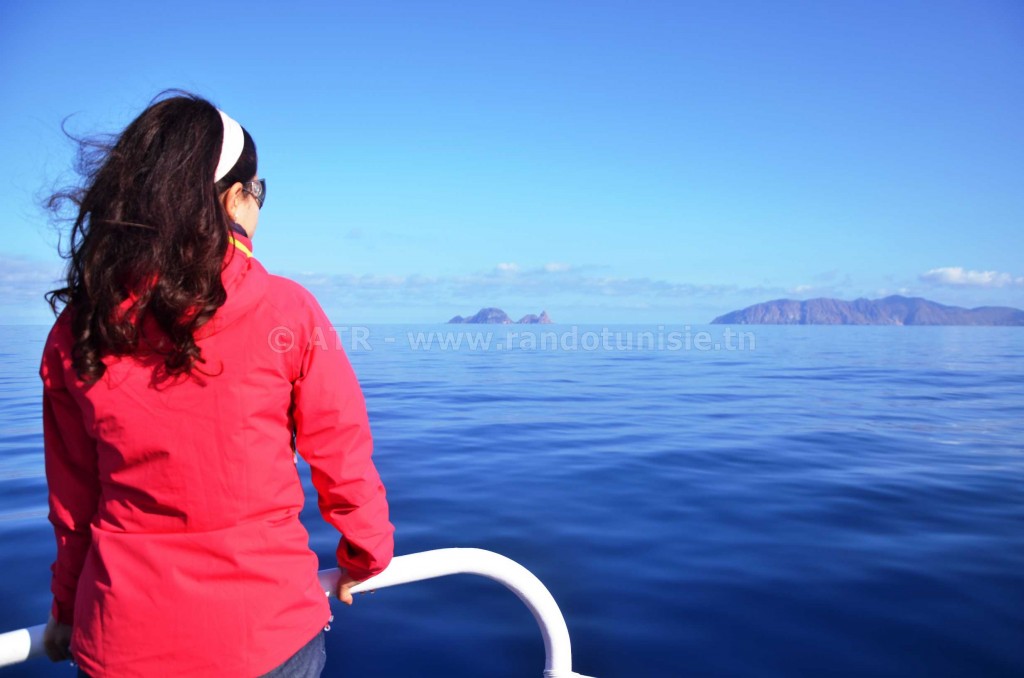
[1,324,1022,677]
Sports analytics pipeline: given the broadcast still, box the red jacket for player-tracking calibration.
[40,230,394,676]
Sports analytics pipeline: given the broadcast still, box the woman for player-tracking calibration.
[39,92,395,677]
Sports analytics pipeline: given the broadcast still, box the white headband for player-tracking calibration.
[214,109,244,182]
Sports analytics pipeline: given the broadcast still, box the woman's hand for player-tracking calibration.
[43,612,73,662]
[335,573,374,605]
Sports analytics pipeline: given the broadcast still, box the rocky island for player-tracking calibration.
[448,308,553,324]
[712,295,1024,326]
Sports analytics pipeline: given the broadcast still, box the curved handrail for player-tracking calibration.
[0,548,592,678]
[0,624,43,670]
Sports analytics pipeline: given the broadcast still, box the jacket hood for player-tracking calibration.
[113,230,268,347]
[195,230,268,340]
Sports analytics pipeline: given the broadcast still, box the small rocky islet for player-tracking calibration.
[447,308,553,324]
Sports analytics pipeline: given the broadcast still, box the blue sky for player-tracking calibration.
[1,0,1022,323]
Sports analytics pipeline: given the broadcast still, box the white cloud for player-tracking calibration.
[781,272,857,299]
[288,262,759,307]
[0,254,64,301]
[543,262,572,273]
[920,267,1024,288]
[0,254,65,322]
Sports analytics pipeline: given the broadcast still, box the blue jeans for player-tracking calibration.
[259,630,326,678]
[75,630,326,678]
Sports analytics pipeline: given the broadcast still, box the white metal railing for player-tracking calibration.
[0,548,593,678]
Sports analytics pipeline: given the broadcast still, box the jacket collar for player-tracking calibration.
[227,222,254,259]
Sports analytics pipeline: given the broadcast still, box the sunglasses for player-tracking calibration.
[242,178,267,209]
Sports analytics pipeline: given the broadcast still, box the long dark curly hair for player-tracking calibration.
[45,91,258,386]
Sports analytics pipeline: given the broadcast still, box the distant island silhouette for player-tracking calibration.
[448,307,553,324]
[712,295,1024,326]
